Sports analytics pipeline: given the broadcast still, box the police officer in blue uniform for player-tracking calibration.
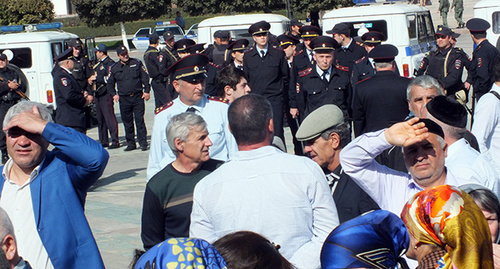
[465,18,500,100]
[144,34,171,109]
[108,46,151,151]
[416,26,466,98]
[89,44,120,149]
[296,36,350,118]
[52,48,88,133]
[243,20,289,140]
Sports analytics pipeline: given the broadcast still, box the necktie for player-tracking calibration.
[186,107,197,113]
[260,50,265,58]
[322,71,329,83]
[237,65,243,70]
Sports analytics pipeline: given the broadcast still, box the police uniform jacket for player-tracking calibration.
[297,65,350,118]
[289,49,314,115]
[334,40,367,75]
[52,65,87,130]
[352,70,410,136]
[466,39,500,98]
[205,62,219,97]
[0,67,24,103]
[107,58,151,96]
[70,55,92,93]
[205,44,230,67]
[144,46,165,81]
[93,56,115,97]
[416,46,465,96]
[243,44,289,99]
[159,45,179,75]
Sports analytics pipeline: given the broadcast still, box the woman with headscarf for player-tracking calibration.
[321,210,410,269]
[401,185,494,269]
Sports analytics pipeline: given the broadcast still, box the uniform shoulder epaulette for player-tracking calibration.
[271,46,284,52]
[336,64,349,72]
[208,96,229,104]
[244,47,255,54]
[355,41,364,47]
[208,62,219,69]
[298,67,312,77]
[355,56,366,65]
[357,76,372,84]
[155,101,174,115]
[295,49,304,56]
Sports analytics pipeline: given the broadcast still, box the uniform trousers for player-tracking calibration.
[119,93,147,147]
[95,94,119,146]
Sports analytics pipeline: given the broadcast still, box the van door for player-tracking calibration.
[85,37,96,64]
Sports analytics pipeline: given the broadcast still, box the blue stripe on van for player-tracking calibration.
[133,37,149,41]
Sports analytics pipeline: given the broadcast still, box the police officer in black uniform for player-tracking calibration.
[164,39,197,100]
[108,46,151,151]
[204,30,231,68]
[327,23,366,76]
[465,18,500,100]
[225,39,249,70]
[0,53,26,163]
[296,36,350,118]
[52,48,88,133]
[89,44,120,149]
[243,20,289,141]
[416,26,466,98]
[289,25,322,122]
[351,31,385,88]
[144,34,171,109]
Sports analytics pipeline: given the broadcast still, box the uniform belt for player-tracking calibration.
[120,92,142,97]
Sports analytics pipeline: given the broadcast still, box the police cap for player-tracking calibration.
[361,31,386,45]
[299,25,322,39]
[296,104,345,141]
[415,118,444,139]
[149,33,160,44]
[165,53,209,82]
[426,95,467,128]
[248,21,271,35]
[466,18,490,32]
[310,36,338,53]
[290,19,304,27]
[227,39,250,51]
[277,34,300,49]
[326,23,350,36]
[174,39,197,53]
[68,38,83,48]
[116,45,128,55]
[368,44,398,62]
[92,44,108,53]
[214,30,230,39]
[435,26,452,37]
[163,31,175,41]
[55,48,74,62]
[451,29,461,39]
[186,43,206,54]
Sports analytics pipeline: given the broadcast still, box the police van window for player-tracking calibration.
[51,42,63,61]
[343,20,388,40]
[407,14,417,39]
[136,28,150,37]
[417,13,434,43]
[154,26,183,37]
[0,48,32,68]
[493,11,500,34]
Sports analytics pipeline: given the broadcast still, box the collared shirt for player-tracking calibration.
[258,44,269,57]
[190,146,339,269]
[14,258,32,269]
[340,130,469,215]
[0,160,54,269]
[306,48,314,62]
[472,83,500,176]
[342,38,353,51]
[147,95,237,179]
[315,65,333,82]
[445,138,500,196]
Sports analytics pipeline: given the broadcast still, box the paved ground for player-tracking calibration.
[86,2,481,267]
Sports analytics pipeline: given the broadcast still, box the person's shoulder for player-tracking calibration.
[207,95,229,105]
[155,100,175,115]
[201,159,224,172]
[147,163,175,188]
[129,58,143,65]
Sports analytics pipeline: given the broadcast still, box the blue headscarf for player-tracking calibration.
[134,237,227,269]
[321,210,409,269]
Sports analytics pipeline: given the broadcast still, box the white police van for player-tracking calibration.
[474,0,500,48]
[322,0,437,77]
[0,22,92,112]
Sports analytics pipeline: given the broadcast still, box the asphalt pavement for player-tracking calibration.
[86,1,482,267]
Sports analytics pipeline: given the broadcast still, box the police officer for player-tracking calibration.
[466,18,500,100]
[416,26,466,98]
[327,23,366,77]
[243,20,289,140]
[185,43,219,97]
[287,19,303,40]
[204,30,231,68]
[226,39,249,70]
[0,53,26,163]
[160,31,179,70]
[296,36,350,118]
[89,44,120,149]
[52,48,88,133]
[68,38,93,128]
[164,39,196,100]
[144,33,171,109]
[107,46,151,151]
[439,0,450,27]
[289,25,322,121]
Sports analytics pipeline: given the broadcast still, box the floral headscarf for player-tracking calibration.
[134,237,227,269]
[401,185,493,269]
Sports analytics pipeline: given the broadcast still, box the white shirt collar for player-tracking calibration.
[2,158,43,188]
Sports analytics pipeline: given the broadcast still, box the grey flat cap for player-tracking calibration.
[296,105,344,141]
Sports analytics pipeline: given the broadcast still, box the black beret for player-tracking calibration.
[426,95,467,128]
[368,44,398,62]
[174,39,196,52]
[416,118,445,139]
[326,23,350,36]
[186,43,206,54]
[116,45,128,55]
[310,36,338,53]
[248,21,271,35]
[466,18,490,32]
[299,25,322,38]
[68,38,83,47]
[227,39,250,51]
[435,26,452,37]
[277,34,300,48]
[361,31,386,45]
[164,53,209,82]
[149,33,160,44]
[55,48,74,62]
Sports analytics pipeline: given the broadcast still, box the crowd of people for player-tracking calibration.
[0,14,499,269]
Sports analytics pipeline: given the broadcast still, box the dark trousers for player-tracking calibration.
[95,94,119,145]
[151,79,171,109]
[268,97,284,142]
[0,102,14,153]
[119,93,147,147]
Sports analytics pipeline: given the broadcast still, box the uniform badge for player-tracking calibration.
[296,83,300,93]
[420,60,425,69]
[455,59,462,69]
[159,55,163,62]
[61,78,68,86]
[478,58,482,67]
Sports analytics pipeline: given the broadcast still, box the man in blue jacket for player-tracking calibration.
[0,101,108,269]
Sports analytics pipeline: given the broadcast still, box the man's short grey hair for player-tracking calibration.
[319,123,351,149]
[0,207,14,241]
[3,101,53,128]
[407,75,444,101]
[374,61,394,69]
[166,112,207,156]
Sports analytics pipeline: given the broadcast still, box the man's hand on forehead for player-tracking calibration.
[3,105,48,135]
[384,117,429,147]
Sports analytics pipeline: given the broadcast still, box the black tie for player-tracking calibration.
[260,50,265,58]
[237,65,243,70]
[186,107,197,113]
[322,71,329,83]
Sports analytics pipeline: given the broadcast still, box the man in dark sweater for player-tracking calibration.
[141,112,221,250]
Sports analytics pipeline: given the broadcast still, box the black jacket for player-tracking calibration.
[52,65,86,129]
[107,58,151,96]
